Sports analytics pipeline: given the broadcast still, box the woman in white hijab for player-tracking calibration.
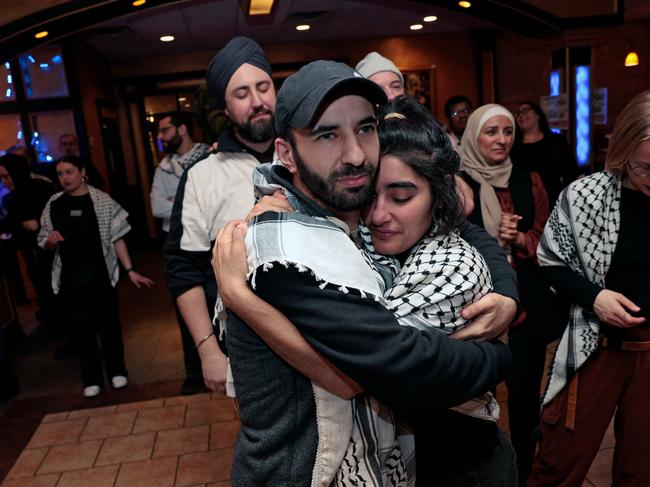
[459,104,552,487]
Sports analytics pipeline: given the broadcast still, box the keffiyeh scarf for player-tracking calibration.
[158,142,210,178]
[38,186,131,294]
[537,172,621,404]
[221,164,408,487]
[360,226,500,421]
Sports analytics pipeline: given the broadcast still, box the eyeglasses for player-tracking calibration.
[629,160,650,178]
[450,107,471,118]
[515,106,531,117]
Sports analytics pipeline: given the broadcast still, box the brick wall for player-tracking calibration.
[495,21,650,137]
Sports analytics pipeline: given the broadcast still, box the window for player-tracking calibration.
[29,110,76,162]
[0,63,16,101]
[0,114,24,153]
[19,45,69,99]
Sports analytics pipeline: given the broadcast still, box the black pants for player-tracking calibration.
[21,245,63,334]
[414,411,518,486]
[506,323,547,487]
[61,277,127,387]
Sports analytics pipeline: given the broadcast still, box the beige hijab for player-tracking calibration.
[459,104,515,239]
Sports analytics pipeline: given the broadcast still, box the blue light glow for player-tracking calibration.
[550,70,561,134]
[51,54,62,64]
[39,63,49,69]
[5,88,11,98]
[575,66,591,167]
[33,131,39,138]
[45,155,53,162]
[550,70,560,96]
[4,62,9,69]
[17,130,23,140]
[7,75,12,84]
[27,55,36,63]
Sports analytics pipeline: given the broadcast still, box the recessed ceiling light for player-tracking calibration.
[410,24,424,31]
[249,0,275,15]
[296,24,310,31]
[160,35,175,42]
[34,31,48,39]
[423,16,438,22]
[458,1,472,8]
[179,97,187,102]
[132,0,146,6]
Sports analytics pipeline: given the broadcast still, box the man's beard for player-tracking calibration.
[293,145,376,212]
[163,133,183,154]
[233,109,275,144]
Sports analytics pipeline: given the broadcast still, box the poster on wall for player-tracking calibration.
[593,87,608,125]
[540,94,569,131]
[401,65,436,114]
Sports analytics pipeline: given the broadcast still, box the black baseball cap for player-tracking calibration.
[275,60,388,137]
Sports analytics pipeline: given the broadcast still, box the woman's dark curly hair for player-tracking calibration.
[378,95,464,234]
[516,100,551,135]
[56,155,87,171]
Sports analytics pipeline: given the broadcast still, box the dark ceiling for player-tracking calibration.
[0,0,639,62]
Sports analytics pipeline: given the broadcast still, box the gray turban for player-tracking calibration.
[206,36,272,109]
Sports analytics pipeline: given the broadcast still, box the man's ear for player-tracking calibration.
[178,124,188,137]
[275,137,298,175]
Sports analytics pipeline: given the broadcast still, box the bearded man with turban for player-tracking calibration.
[164,36,276,394]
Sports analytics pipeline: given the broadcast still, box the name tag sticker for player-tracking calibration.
[70,210,83,217]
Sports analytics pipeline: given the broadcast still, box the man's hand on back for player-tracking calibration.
[452,293,517,342]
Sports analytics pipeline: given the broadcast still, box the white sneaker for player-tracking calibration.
[111,375,128,389]
[84,385,101,398]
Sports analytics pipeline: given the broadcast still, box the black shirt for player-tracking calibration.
[542,186,650,328]
[604,186,650,326]
[215,129,275,164]
[50,192,107,285]
[228,266,512,486]
[510,133,577,205]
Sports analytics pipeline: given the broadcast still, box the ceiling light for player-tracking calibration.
[160,35,175,42]
[249,0,275,15]
[423,16,438,22]
[132,0,146,6]
[34,31,48,39]
[458,1,472,8]
[625,51,639,67]
[410,24,424,31]
[296,24,310,31]
[178,97,187,102]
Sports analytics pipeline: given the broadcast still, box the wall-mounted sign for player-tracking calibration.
[593,87,608,125]
[540,94,569,131]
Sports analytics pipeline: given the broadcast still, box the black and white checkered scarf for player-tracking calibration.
[537,171,621,404]
[158,142,210,178]
[360,225,500,421]
[221,164,409,487]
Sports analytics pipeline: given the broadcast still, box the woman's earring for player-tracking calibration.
[82,176,89,183]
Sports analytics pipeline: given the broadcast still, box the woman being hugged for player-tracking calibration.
[38,156,153,398]
[530,90,650,486]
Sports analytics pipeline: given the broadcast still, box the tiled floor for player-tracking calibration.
[3,392,236,487]
[1,251,615,486]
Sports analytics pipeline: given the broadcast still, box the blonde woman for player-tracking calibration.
[530,90,650,486]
